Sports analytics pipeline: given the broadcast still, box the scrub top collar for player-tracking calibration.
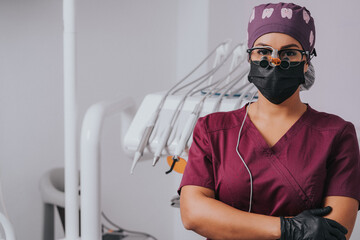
[241,102,312,154]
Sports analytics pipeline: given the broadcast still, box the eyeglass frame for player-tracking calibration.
[246,46,316,65]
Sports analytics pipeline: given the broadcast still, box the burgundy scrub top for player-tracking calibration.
[179,104,360,218]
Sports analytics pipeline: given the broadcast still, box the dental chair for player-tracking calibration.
[39,167,80,240]
[39,167,154,240]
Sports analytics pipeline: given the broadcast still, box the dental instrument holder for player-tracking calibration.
[123,91,253,161]
[132,40,233,173]
[78,40,253,240]
[78,93,254,240]
[126,42,253,174]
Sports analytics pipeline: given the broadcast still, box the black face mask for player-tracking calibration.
[248,61,306,104]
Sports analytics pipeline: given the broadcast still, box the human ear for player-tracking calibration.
[304,62,308,73]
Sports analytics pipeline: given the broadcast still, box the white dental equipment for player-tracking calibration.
[81,98,135,240]
[58,0,255,238]
[78,43,255,239]
[63,0,80,239]
[60,2,255,238]
[124,43,257,174]
[151,44,243,167]
[155,43,253,169]
[206,40,231,86]
[131,40,233,172]
[172,62,249,163]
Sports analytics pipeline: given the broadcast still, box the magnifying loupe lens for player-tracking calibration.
[280,58,290,69]
[259,56,269,68]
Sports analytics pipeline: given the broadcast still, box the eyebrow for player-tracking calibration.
[255,43,302,49]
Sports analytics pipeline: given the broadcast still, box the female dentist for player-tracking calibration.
[178,2,360,240]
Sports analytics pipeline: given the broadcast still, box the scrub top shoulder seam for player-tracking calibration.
[301,106,351,133]
[201,107,248,134]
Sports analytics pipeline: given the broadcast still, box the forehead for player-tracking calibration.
[253,33,303,50]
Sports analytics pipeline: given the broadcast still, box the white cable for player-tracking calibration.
[235,100,255,213]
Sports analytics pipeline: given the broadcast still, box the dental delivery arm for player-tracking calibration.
[180,185,281,240]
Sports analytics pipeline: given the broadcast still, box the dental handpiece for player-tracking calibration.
[172,66,233,159]
[152,123,172,166]
[131,41,235,173]
[130,111,158,174]
[152,76,217,167]
[152,98,185,166]
[173,72,239,160]
[152,70,222,166]
[172,103,202,160]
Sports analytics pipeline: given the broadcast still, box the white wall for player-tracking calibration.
[0,0,181,239]
[78,1,180,240]
[0,0,64,239]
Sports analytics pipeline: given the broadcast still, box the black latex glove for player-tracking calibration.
[280,206,348,240]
